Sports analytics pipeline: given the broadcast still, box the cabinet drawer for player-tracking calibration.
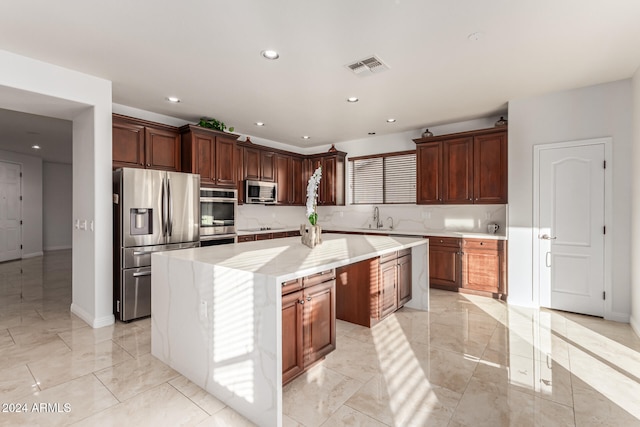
[282,278,302,295]
[272,232,289,239]
[302,269,336,288]
[256,233,273,240]
[237,235,256,243]
[397,248,411,258]
[379,251,397,264]
[462,239,502,251]
[287,230,300,237]
[427,236,461,248]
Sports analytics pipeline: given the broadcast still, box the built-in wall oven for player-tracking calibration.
[200,188,237,246]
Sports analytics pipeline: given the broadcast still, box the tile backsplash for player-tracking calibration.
[237,204,507,236]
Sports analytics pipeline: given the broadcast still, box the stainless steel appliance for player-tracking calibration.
[245,180,277,204]
[200,187,237,246]
[113,168,200,321]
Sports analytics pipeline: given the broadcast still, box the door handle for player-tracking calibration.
[167,178,173,237]
[539,234,557,240]
[133,271,152,278]
[545,251,551,268]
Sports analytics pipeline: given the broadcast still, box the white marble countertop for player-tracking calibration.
[236,226,506,240]
[157,233,428,283]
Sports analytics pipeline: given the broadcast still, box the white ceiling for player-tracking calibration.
[1,0,640,162]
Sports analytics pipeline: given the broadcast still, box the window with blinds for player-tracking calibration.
[349,151,416,204]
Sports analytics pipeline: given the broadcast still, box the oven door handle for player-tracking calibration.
[200,233,237,241]
[200,197,237,203]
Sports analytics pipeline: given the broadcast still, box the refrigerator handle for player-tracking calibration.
[161,177,167,237]
[167,178,173,236]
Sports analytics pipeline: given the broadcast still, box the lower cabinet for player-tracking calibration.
[427,236,462,291]
[461,238,507,299]
[336,249,411,328]
[282,270,336,385]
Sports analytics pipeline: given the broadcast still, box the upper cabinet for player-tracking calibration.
[244,146,275,182]
[309,151,346,206]
[112,114,181,171]
[180,124,240,188]
[414,127,507,205]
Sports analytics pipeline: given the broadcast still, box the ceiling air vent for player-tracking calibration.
[346,55,389,76]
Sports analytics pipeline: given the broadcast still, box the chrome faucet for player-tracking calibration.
[387,217,394,230]
[373,206,382,229]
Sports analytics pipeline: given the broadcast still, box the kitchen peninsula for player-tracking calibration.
[151,233,429,427]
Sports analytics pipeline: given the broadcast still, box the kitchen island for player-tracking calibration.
[151,233,429,427]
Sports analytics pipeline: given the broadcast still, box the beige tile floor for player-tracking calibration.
[1,250,640,426]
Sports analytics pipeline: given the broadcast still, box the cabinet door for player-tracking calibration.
[194,133,215,184]
[474,132,507,204]
[215,136,237,187]
[282,290,304,384]
[379,260,397,319]
[443,137,473,204]
[290,156,305,205]
[275,154,291,205]
[397,254,412,307]
[113,119,145,169]
[304,280,336,366]
[261,151,276,182]
[462,249,502,293]
[244,147,261,180]
[416,142,442,204]
[235,145,244,204]
[336,258,379,327]
[429,244,461,290]
[145,127,181,171]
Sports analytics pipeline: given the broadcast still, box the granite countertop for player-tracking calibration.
[236,226,507,240]
[157,233,427,283]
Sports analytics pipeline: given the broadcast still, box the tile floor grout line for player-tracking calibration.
[166,380,228,417]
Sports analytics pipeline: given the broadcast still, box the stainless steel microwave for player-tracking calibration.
[245,180,277,204]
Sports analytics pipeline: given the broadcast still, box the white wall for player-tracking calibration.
[631,69,640,335]
[0,49,113,328]
[508,79,633,321]
[43,162,72,250]
[0,150,42,258]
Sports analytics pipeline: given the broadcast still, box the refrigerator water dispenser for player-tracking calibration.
[130,208,152,235]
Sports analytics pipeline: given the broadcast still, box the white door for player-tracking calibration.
[537,143,605,317]
[0,161,22,262]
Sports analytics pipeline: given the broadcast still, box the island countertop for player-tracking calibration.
[151,233,429,427]
[154,232,428,283]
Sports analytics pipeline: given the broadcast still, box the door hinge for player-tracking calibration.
[20,220,22,225]
[117,300,120,312]
[19,196,22,201]
[603,226,606,235]
[603,160,607,169]
[20,244,22,249]
[603,291,606,300]
[19,172,22,177]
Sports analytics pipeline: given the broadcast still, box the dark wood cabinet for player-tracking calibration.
[282,290,304,384]
[180,125,239,188]
[112,114,180,171]
[415,127,507,204]
[461,238,507,299]
[261,151,276,182]
[237,234,256,243]
[275,154,291,205]
[282,270,336,384]
[244,146,262,181]
[427,236,462,291]
[397,252,412,306]
[235,144,244,203]
[336,248,411,328]
[309,151,346,206]
[290,156,305,205]
[473,132,508,204]
[443,137,473,204]
[416,142,442,204]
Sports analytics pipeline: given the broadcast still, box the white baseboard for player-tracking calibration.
[71,303,115,329]
[605,311,630,323]
[44,245,72,251]
[22,251,44,259]
[630,315,640,338]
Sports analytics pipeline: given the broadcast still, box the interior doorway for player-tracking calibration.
[533,138,611,317]
[0,160,22,262]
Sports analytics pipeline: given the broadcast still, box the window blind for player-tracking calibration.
[349,151,416,204]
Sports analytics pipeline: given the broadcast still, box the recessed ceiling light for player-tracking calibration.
[302,136,311,140]
[166,96,181,103]
[468,32,483,41]
[386,118,396,123]
[255,122,265,126]
[347,97,359,103]
[368,132,376,135]
[31,145,41,150]
[261,50,279,60]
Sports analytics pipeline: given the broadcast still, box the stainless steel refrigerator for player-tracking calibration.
[113,168,200,321]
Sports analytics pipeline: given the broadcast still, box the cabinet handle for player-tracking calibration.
[299,300,305,305]
[480,242,484,245]
[307,296,312,301]
[147,163,150,167]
